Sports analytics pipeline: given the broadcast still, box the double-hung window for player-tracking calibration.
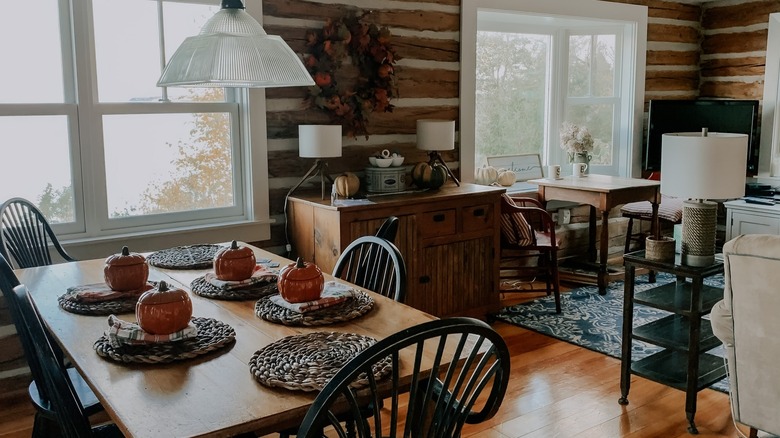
[461,0,647,180]
[0,0,269,250]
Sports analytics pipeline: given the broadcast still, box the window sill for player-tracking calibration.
[61,219,272,260]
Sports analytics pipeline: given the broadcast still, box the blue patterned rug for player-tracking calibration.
[495,272,729,393]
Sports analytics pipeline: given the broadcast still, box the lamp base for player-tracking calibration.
[288,159,335,200]
[680,200,717,267]
[427,151,460,186]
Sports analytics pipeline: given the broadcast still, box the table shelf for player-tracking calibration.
[631,350,726,392]
[634,282,723,316]
[632,314,721,352]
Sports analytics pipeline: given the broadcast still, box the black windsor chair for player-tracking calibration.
[332,235,407,303]
[296,317,511,438]
[0,197,76,269]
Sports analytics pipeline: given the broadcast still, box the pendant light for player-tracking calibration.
[157,0,314,88]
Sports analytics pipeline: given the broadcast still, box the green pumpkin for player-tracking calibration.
[412,162,448,189]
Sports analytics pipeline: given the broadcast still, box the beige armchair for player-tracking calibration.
[711,234,780,438]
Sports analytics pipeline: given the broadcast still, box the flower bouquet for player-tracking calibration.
[559,122,594,162]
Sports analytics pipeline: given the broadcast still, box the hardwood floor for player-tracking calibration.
[0,289,748,438]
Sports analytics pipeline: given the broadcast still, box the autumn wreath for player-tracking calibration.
[303,14,399,139]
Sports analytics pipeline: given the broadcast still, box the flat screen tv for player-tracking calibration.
[644,99,760,174]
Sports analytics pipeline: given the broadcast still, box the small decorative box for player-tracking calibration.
[364,166,408,193]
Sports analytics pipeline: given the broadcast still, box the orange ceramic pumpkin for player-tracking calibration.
[213,240,256,281]
[136,281,193,335]
[277,258,324,303]
[104,246,149,292]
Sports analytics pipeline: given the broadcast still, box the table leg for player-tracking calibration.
[618,264,635,406]
[588,206,597,262]
[685,276,703,434]
[598,209,609,295]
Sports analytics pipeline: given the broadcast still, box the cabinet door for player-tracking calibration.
[413,236,496,318]
[729,210,780,239]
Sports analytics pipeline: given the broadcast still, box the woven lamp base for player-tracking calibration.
[680,200,717,267]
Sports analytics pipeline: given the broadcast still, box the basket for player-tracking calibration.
[646,236,676,262]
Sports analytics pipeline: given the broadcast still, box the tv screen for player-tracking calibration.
[644,99,760,174]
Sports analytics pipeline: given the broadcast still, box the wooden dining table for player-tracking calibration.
[15,243,438,438]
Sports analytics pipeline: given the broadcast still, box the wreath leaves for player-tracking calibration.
[304,13,400,139]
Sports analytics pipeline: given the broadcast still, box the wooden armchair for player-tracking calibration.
[499,194,561,313]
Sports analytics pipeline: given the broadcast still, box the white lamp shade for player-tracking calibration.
[298,125,342,158]
[660,132,748,199]
[417,119,455,151]
[157,0,314,88]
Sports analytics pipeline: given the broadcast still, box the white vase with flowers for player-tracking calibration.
[559,122,594,173]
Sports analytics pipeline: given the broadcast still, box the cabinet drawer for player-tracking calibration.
[462,204,493,231]
[419,209,456,237]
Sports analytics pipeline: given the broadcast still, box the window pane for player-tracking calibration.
[103,113,234,218]
[0,1,64,103]
[0,116,75,223]
[565,104,614,165]
[475,31,549,166]
[594,35,616,97]
[568,35,591,98]
[93,0,223,103]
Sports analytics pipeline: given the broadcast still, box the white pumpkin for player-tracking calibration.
[497,169,517,186]
[474,165,498,185]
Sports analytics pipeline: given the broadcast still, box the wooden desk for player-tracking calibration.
[15,245,437,438]
[528,175,661,294]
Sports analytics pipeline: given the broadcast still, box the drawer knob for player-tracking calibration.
[419,275,431,284]
[433,214,446,222]
[473,208,485,217]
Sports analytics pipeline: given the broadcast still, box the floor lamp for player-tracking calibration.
[290,125,342,199]
[660,130,747,266]
[416,119,460,186]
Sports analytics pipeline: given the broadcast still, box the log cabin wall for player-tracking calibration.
[700,0,780,99]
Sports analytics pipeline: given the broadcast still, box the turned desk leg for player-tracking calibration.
[598,209,610,295]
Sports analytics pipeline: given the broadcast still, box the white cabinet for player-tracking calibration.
[724,200,780,241]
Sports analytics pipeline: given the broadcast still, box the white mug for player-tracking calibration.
[547,165,561,179]
[573,162,588,177]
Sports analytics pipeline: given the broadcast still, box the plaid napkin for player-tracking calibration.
[204,265,278,290]
[63,283,153,303]
[269,281,356,313]
[105,315,198,348]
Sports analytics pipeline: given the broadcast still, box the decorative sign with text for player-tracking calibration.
[487,154,543,181]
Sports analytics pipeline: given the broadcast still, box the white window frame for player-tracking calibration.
[461,0,647,182]
[1,0,272,258]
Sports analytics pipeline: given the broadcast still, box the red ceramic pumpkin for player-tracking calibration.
[277,258,324,303]
[213,240,256,281]
[104,246,149,292]
[136,281,193,335]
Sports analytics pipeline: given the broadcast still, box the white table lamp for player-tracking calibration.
[290,125,342,199]
[661,130,747,266]
[416,119,459,186]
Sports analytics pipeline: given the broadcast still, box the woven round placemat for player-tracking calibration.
[191,276,278,301]
[249,332,392,391]
[254,291,374,326]
[94,317,235,364]
[57,281,158,316]
[146,244,225,269]
[58,295,138,315]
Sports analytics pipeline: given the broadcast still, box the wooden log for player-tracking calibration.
[266,106,459,138]
[647,22,700,44]
[700,57,766,78]
[645,70,699,92]
[702,30,768,55]
[700,81,765,100]
[612,0,701,21]
[646,50,699,66]
[264,0,459,32]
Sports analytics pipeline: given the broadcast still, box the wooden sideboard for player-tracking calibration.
[287,183,505,319]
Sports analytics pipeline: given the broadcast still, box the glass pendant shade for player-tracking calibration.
[157,0,314,88]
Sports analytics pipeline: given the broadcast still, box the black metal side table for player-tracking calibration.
[619,251,726,434]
